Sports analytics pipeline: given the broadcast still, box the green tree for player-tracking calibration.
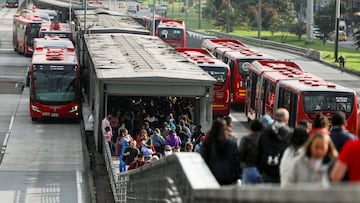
[269,13,280,35]
[290,22,306,40]
[314,1,346,38]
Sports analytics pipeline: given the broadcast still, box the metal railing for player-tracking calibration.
[187,30,322,61]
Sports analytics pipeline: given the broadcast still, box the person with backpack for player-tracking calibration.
[338,55,345,73]
[256,108,292,184]
[238,119,263,184]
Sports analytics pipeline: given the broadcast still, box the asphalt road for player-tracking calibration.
[0,6,90,203]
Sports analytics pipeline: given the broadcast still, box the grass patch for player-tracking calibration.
[204,29,360,73]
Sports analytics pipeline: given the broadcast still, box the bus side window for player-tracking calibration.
[223,57,229,64]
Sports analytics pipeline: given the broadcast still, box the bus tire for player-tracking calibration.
[31,117,38,121]
[25,75,30,87]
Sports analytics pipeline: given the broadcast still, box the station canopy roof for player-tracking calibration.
[84,34,215,96]
[74,9,149,35]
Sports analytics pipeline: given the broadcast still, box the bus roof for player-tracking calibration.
[74,10,149,35]
[175,48,228,68]
[40,22,71,32]
[84,33,215,84]
[201,38,248,51]
[223,48,275,60]
[14,14,44,23]
[31,46,78,65]
[249,60,304,75]
[262,69,320,84]
[157,19,185,29]
[278,79,355,94]
[34,37,73,50]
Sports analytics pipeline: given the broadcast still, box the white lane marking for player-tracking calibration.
[230,114,238,122]
[1,115,14,153]
[76,171,83,203]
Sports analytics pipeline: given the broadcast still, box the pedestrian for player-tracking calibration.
[151,128,166,154]
[238,119,263,184]
[309,114,330,136]
[185,142,193,152]
[331,140,360,182]
[338,55,345,73]
[101,113,112,137]
[165,130,182,149]
[298,119,311,133]
[194,135,205,153]
[118,128,128,172]
[200,119,240,185]
[179,119,192,138]
[280,127,309,187]
[123,140,139,166]
[260,114,274,128]
[164,145,173,156]
[104,126,113,150]
[256,108,292,184]
[284,132,338,186]
[330,111,357,153]
[192,124,204,144]
[141,140,154,161]
[128,153,146,170]
[161,122,170,139]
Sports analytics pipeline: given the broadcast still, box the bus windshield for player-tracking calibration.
[33,65,77,104]
[158,28,183,40]
[40,32,70,38]
[303,92,354,113]
[202,66,228,86]
[237,59,254,77]
[6,0,18,2]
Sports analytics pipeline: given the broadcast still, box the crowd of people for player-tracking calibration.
[102,101,360,186]
[200,108,359,186]
[101,96,206,172]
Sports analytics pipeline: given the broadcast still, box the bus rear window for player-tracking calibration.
[40,32,70,38]
[201,66,228,86]
[158,28,183,40]
[303,92,354,113]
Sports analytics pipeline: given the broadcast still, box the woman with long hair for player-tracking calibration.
[200,119,239,185]
[282,132,338,187]
[280,127,309,186]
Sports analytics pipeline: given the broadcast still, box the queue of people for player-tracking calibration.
[199,109,358,186]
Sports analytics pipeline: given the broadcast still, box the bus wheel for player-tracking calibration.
[31,117,38,121]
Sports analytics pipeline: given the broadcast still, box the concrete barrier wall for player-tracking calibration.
[193,185,360,203]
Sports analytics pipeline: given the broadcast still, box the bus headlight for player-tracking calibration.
[31,105,41,113]
[69,105,78,113]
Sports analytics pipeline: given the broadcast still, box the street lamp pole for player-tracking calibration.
[198,0,202,29]
[152,0,156,36]
[306,0,313,43]
[257,0,261,39]
[334,0,340,62]
[226,0,230,33]
[69,0,72,25]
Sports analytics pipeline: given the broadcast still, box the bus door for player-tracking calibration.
[277,87,298,127]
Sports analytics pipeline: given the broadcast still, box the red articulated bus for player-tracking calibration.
[29,46,80,121]
[201,38,275,105]
[201,38,248,58]
[246,60,305,121]
[38,22,72,40]
[277,80,358,134]
[176,48,231,116]
[13,14,43,56]
[156,19,186,48]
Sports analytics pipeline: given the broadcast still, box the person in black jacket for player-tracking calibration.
[200,119,240,185]
[239,119,263,184]
[256,108,292,184]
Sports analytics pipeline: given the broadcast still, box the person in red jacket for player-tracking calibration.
[128,153,146,170]
[331,140,360,182]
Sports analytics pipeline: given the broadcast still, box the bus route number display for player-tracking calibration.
[336,97,348,103]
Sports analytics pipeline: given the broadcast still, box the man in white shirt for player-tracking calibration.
[102,113,112,136]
